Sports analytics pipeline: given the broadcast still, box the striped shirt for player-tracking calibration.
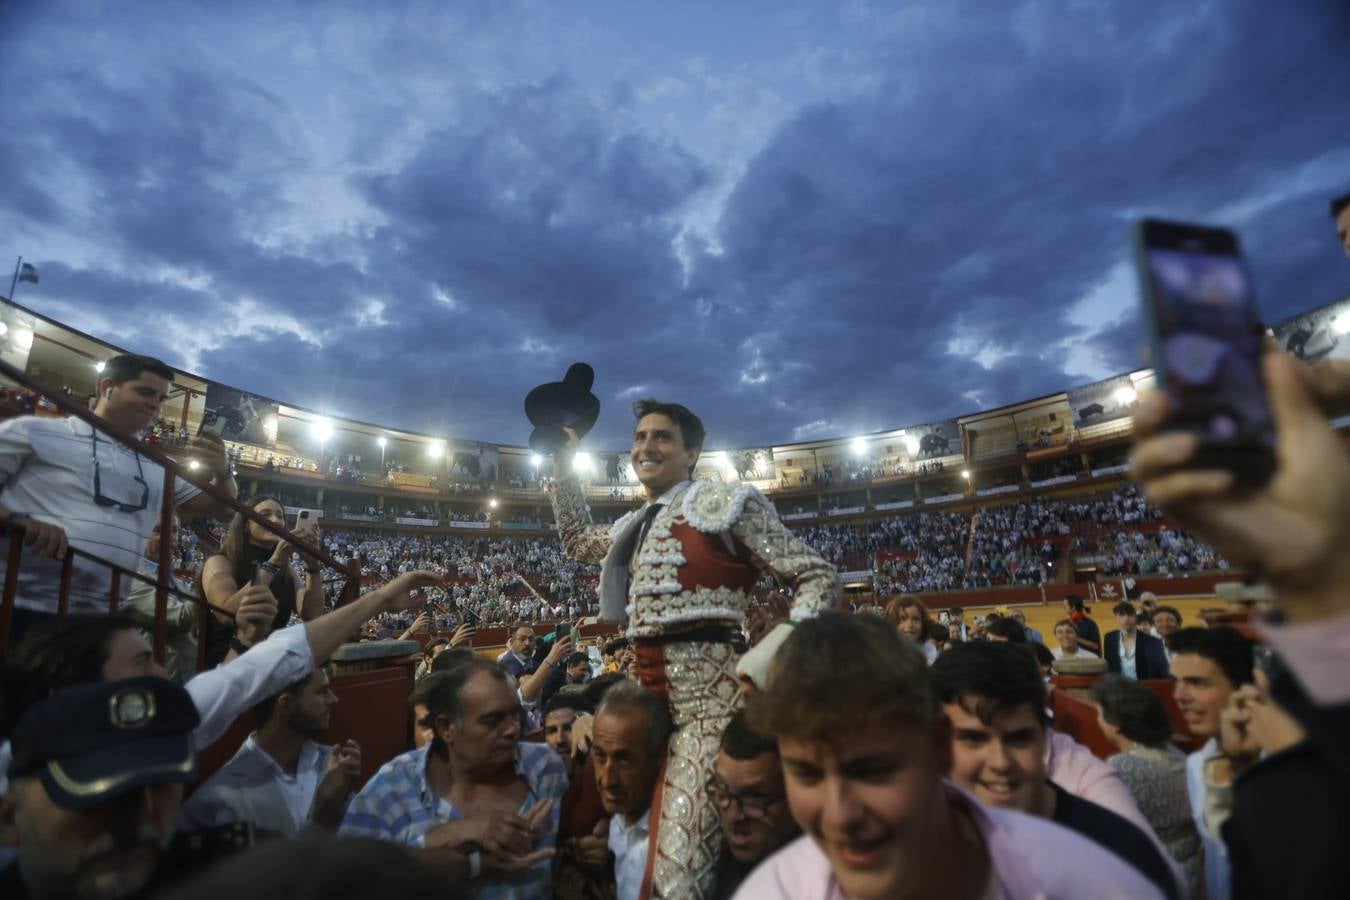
[0,416,201,614]
[340,742,567,899]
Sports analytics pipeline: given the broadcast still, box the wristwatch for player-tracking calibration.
[229,636,252,655]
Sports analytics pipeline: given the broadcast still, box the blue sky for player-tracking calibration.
[2,0,1348,449]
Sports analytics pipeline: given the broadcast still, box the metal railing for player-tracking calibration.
[0,357,362,659]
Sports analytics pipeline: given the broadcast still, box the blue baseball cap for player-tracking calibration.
[8,676,200,810]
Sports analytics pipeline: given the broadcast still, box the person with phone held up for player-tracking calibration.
[199,495,326,667]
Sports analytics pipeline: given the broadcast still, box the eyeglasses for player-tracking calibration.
[704,778,785,820]
[91,431,149,512]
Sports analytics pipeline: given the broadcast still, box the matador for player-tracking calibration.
[550,399,841,899]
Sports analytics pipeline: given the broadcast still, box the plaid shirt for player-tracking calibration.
[340,742,567,899]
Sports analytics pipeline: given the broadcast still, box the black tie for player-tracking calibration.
[623,503,663,573]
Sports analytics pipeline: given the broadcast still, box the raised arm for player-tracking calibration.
[548,431,614,564]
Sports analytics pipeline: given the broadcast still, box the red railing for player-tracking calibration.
[0,356,362,659]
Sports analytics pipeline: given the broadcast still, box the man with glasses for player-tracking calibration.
[708,710,800,900]
[497,622,538,678]
[0,354,236,640]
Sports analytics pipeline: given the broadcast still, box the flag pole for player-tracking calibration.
[6,257,19,304]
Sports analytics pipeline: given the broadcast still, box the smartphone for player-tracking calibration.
[198,412,223,438]
[292,508,321,541]
[1133,219,1276,487]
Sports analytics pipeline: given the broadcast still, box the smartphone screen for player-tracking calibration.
[1135,219,1276,486]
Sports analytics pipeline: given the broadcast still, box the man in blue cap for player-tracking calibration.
[0,677,200,900]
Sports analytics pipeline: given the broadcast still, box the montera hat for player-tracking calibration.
[524,363,600,454]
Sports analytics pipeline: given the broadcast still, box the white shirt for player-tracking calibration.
[1052,646,1096,660]
[1118,630,1139,680]
[0,620,313,795]
[0,416,201,613]
[1186,738,1231,900]
[609,808,651,900]
[179,733,330,834]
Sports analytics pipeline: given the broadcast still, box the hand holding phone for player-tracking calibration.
[1133,219,1276,487]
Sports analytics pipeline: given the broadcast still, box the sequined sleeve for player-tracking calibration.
[549,468,613,564]
[729,489,842,619]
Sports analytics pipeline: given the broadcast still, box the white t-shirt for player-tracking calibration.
[0,416,201,613]
[1052,646,1097,660]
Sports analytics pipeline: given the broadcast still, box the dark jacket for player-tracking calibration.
[1104,630,1171,680]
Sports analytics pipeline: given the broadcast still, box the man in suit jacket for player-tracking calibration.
[1105,601,1170,680]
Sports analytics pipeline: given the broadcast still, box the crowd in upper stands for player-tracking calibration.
[3,253,1350,900]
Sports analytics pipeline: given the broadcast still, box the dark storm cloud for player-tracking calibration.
[698,0,1350,443]
[1,0,1347,453]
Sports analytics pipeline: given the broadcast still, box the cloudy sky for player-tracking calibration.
[2,0,1348,450]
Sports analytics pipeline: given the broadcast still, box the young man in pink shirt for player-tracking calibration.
[735,613,1164,900]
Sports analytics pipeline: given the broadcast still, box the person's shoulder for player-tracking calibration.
[361,745,428,791]
[731,835,833,900]
[519,739,564,776]
[683,480,771,533]
[985,805,1166,899]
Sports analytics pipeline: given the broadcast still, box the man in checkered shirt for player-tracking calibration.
[341,658,567,899]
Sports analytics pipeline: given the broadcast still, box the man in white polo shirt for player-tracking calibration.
[0,353,236,640]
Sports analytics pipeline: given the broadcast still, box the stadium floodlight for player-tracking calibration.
[961,469,971,479]
[427,442,444,458]
[573,452,593,474]
[0,322,7,337]
[902,436,920,455]
[489,498,498,509]
[311,418,333,443]
[851,437,868,456]
[1333,312,1350,335]
[1112,386,1138,406]
[13,328,32,350]
[377,436,387,449]
[531,454,543,467]
[187,460,200,471]
[94,361,105,373]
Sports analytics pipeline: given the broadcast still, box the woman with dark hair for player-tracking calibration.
[1092,674,1202,896]
[200,495,325,666]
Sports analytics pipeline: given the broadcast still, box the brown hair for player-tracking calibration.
[746,612,931,741]
[214,494,286,595]
[884,595,931,632]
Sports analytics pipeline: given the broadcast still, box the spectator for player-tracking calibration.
[1091,675,1203,895]
[1051,619,1097,660]
[1167,626,1253,900]
[0,677,201,899]
[709,710,800,900]
[541,693,592,780]
[0,570,441,795]
[340,661,565,896]
[1010,608,1044,644]
[736,612,1164,899]
[932,643,1182,899]
[1151,606,1183,665]
[122,514,198,684]
[0,354,236,639]
[1064,595,1101,654]
[883,595,937,663]
[415,637,450,682]
[497,623,538,678]
[985,616,1027,643]
[200,496,325,668]
[1130,334,1350,900]
[1104,601,1170,680]
[591,679,671,900]
[179,668,361,836]
[947,605,969,641]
